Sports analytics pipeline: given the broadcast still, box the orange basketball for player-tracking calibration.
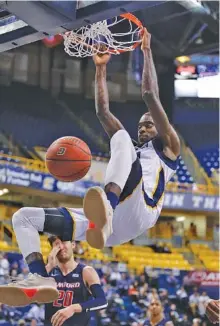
[46,136,91,182]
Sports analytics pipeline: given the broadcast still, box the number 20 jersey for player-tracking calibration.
[45,263,92,326]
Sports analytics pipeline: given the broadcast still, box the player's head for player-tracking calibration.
[138,112,157,144]
[148,299,163,317]
[48,236,75,263]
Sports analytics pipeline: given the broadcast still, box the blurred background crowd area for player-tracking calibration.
[0,241,218,326]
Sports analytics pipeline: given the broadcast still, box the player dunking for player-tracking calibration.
[0,28,180,305]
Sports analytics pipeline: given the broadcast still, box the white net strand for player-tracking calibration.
[63,16,143,58]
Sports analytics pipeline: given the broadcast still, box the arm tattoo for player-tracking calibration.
[142,49,159,98]
[95,65,109,115]
[95,65,124,138]
[141,49,180,156]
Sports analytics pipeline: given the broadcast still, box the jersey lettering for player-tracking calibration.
[53,290,74,307]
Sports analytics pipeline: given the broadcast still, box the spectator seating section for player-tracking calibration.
[196,148,219,177]
[0,85,100,152]
[0,84,202,185]
[113,244,192,272]
[190,243,220,272]
[0,244,217,325]
[2,236,219,273]
[40,238,193,272]
[170,157,194,184]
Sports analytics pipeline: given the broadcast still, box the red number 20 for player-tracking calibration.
[53,290,74,307]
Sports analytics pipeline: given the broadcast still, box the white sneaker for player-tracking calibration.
[0,273,59,307]
[83,187,113,249]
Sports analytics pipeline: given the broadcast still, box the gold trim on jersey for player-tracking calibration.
[142,167,165,209]
[119,177,143,204]
[151,167,163,197]
[143,191,165,210]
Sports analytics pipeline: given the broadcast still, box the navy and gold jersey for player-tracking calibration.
[44,263,92,326]
[143,318,171,326]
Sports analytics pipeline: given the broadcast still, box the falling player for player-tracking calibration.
[44,236,107,326]
[0,28,180,305]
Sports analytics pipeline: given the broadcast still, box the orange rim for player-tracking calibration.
[108,12,144,54]
[64,12,143,55]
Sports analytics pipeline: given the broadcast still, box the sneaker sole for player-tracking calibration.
[86,228,105,250]
[0,287,30,306]
[83,187,107,229]
[0,287,59,307]
[33,287,59,304]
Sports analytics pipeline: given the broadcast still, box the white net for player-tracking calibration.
[63,15,143,58]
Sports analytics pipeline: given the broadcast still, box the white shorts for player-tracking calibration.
[106,157,161,246]
[68,158,161,246]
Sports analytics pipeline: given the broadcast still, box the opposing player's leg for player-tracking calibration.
[84,129,137,249]
[0,207,88,306]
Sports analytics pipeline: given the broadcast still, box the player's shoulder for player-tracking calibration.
[82,264,96,275]
[76,262,89,271]
[74,262,96,275]
[82,265,100,284]
[143,318,172,326]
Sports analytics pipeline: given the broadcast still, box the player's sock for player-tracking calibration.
[27,255,48,277]
[106,191,119,210]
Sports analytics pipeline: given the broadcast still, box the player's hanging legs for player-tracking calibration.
[84,129,137,249]
[12,207,88,274]
[0,206,88,306]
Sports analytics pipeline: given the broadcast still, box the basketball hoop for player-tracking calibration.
[63,13,144,57]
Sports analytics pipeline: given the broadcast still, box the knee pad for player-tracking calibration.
[110,130,131,148]
[110,129,136,162]
[44,207,74,241]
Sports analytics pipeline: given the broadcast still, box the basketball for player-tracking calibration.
[45,136,92,182]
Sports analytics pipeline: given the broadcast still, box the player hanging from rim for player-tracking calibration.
[0,28,181,306]
[44,236,107,326]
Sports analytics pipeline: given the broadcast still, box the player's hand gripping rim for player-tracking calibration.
[93,45,111,66]
[141,27,151,51]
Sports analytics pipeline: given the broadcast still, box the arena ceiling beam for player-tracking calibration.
[177,17,198,51]
[0,1,164,53]
[182,42,219,55]
[176,0,219,34]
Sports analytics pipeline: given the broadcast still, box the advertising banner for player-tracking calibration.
[0,162,218,212]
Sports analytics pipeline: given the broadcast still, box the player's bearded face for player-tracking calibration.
[138,114,157,144]
[56,241,73,263]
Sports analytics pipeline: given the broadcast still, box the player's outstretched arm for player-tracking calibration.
[93,53,124,138]
[141,28,180,159]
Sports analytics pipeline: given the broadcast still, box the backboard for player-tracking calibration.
[0,1,165,53]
